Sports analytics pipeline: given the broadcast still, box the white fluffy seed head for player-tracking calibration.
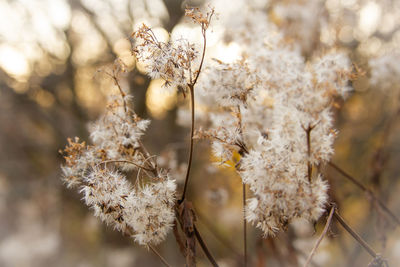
[61,93,177,246]
[126,178,176,245]
[185,3,353,236]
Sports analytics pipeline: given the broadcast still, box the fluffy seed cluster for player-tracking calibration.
[61,7,215,248]
[62,2,356,242]
[88,95,151,171]
[131,7,213,90]
[61,95,176,246]
[132,24,198,89]
[271,0,326,54]
[189,4,354,235]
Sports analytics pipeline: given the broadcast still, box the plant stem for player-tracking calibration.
[179,85,195,204]
[303,124,316,183]
[304,204,335,267]
[179,18,209,203]
[112,75,127,113]
[192,18,209,86]
[333,210,378,258]
[149,245,172,267]
[194,225,219,267]
[329,162,400,226]
[194,206,242,257]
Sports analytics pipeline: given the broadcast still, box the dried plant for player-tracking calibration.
[60,4,396,267]
[61,94,177,247]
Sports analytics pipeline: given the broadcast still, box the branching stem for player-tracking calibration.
[333,209,378,258]
[304,204,335,267]
[179,16,211,203]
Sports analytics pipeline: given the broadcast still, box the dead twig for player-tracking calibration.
[304,204,336,267]
[329,162,400,226]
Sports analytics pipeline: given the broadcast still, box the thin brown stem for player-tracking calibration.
[179,85,195,204]
[235,105,248,266]
[113,75,127,113]
[179,17,210,203]
[96,159,154,172]
[329,162,368,191]
[192,32,206,85]
[333,209,378,258]
[329,162,400,226]
[296,248,322,267]
[149,245,172,267]
[99,71,127,112]
[304,204,335,267]
[303,124,315,183]
[194,205,242,257]
[194,225,219,267]
[178,9,215,205]
[243,183,248,267]
[192,12,212,86]
[236,105,249,155]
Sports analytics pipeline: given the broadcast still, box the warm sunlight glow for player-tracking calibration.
[359,2,381,37]
[0,45,30,78]
[75,67,105,111]
[214,42,242,63]
[146,79,177,119]
[113,39,135,68]
[171,24,202,43]
[47,0,71,29]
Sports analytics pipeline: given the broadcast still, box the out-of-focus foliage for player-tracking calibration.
[0,0,399,266]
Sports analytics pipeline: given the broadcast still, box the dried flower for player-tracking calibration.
[132,24,198,89]
[185,3,354,235]
[61,93,176,246]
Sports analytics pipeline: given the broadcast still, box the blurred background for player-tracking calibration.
[0,0,400,266]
